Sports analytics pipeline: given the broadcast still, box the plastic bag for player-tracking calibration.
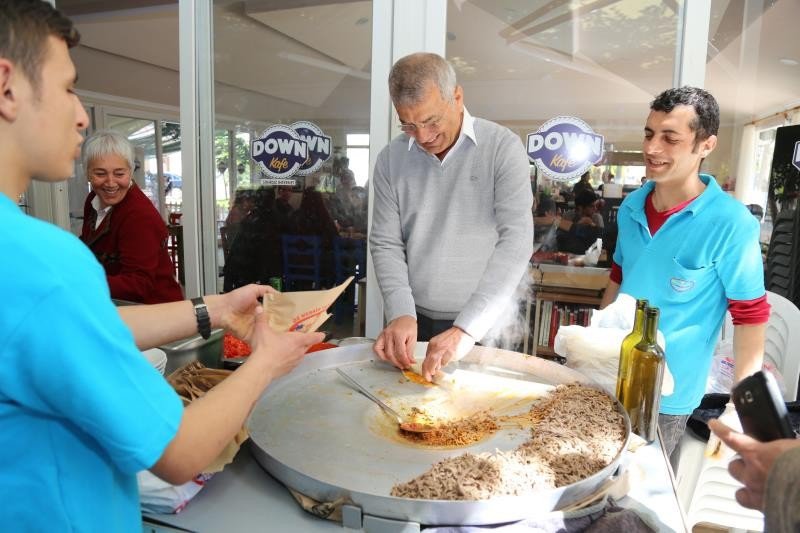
[555,293,673,396]
[706,340,735,394]
[138,471,214,514]
[584,238,603,266]
[554,325,627,394]
[706,338,787,396]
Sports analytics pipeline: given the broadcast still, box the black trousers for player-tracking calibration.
[416,314,455,341]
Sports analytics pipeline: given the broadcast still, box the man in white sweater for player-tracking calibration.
[370,52,533,380]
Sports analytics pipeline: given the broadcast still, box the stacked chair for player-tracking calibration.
[676,291,800,531]
[765,209,799,307]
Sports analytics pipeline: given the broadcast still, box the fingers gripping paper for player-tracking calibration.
[264,277,353,332]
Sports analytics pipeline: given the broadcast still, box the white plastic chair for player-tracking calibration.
[683,449,766,532]
[721,290,800,401]
[677,290,800,531]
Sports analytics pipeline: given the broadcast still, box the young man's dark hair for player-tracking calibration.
[650,86,720,145]
[0,0,79,93]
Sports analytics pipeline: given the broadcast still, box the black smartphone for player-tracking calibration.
[731,370,795,442]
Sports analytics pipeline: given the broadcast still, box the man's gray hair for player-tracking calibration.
[388,52,457,106]
[82,130,135,172]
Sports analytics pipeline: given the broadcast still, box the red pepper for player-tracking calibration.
[223,333,251,358]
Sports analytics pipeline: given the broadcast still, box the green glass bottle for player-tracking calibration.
[615,298,649,404]
[268,276,283,291]
[622,307,665,443]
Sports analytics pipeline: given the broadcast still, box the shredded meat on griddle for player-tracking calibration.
[390,383,625,500]
[402,411,499,446]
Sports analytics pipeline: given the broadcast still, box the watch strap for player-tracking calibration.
[191,296,211,340]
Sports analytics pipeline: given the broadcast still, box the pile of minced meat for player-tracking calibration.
[390,383,626,500]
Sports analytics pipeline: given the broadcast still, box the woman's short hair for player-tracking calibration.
[82,130,135,173]
[388,52,457,106]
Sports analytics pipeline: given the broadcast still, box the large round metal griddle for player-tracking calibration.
[247,343,630,526]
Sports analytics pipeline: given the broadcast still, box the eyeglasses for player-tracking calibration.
[398,115,444,134]
[397,97,452,134]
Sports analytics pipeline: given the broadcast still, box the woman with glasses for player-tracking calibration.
[80,130,183,304]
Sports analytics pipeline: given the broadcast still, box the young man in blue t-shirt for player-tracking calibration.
[0,3,323,530]
[600,87,770,463]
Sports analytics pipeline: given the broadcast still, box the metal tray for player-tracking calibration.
[248,343,630,526]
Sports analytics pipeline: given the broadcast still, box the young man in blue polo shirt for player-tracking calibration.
[600,87,770,462]
[0,2,322,530]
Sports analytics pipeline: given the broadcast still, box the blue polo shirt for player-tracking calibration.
[613,175,765,414]
[0,194,183,531]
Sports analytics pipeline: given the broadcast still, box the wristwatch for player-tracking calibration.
[191,297,211,340]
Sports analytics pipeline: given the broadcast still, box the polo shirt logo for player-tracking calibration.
[670,277,695,292]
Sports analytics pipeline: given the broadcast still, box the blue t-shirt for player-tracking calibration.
[613,175,765,414]
[0,194,183,531]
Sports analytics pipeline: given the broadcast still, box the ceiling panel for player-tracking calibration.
[246,0,372,72]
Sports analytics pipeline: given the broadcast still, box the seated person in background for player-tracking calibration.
[533,196,561,255]
[222,188,255,260]
[553,184,569,203]
[273,185,294,228]
[327,165,356,226]
[223,187,284,292]
[556,190,604,254]
[533,196,558,247]
[80,130,183,304]
[336,185,368,236]
[598,173,615,192]
[289,188,339,242]
[563,189,604,229]
[536,190,604,232]
[571,171,594,197]
[288,188,340,285]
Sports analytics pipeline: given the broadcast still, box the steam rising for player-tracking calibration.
[481,269,533,351]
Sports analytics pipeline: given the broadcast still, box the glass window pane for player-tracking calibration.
[447,1,679,198]
[705,0,800,242]
[346,147,370,186]
[161,122,182,214]
[347,133,370,146]
[214,1,372,336]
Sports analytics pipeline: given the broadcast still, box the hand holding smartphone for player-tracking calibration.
[731,370,795,442]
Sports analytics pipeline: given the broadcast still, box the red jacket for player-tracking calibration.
[81,185,183,304]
